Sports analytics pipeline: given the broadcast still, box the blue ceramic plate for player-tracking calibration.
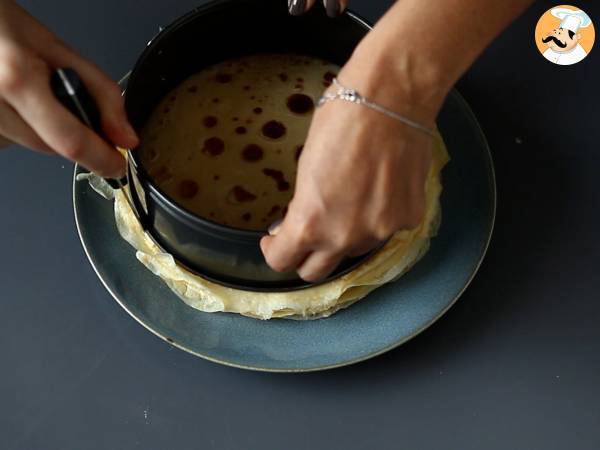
[73,89,495,372]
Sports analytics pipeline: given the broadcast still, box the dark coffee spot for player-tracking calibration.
[228,185,257,203]
[324,71,336,82]
[215,73,233,83]
[242,144,264,162]
[250,96,256,100]
[267,205,281,217]
[235,126,247,135]
[262,121,286,139]
[187,86,198,93]
[146,147,158,162]
[278,73,288,82]
[233,117,239,122]
[263,168,290,192]
[163,106,171,114]
[253,107,263,114]
[177,180,199,199]
[212,98,219,103]
[202,137,225,156]
[243,85,251,91]
[203,116,218,128]
[287,94,314,115]
[295,145,304,161]
[242,213,252,221]
[170,95,177,102]
[297,77,304,83]
[150,165,172,183]
[213,175,220,181]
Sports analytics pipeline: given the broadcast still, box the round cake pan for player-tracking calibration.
[122,0,377,291]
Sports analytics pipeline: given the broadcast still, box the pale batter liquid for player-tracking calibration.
[139,53,340,231]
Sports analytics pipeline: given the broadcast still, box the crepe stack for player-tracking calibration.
[109,131,449,320]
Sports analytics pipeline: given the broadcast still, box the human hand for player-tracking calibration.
[288,0,348,18]
[278,0,532,283]
[0,1,138,177]
[260,50,442,282]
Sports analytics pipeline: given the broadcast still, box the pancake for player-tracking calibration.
[86,53,453,320]
[139,53,340,230]
[110,132,449,320]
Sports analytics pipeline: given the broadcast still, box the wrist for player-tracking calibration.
[339,33,456,127]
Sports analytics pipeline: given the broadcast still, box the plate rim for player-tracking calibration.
[72,88,496,373]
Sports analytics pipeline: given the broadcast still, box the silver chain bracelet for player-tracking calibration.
[317,78,435,137]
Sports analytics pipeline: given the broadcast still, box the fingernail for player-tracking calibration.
[268,219,283,236]
[324,0,341,17]
[288,0,306,16]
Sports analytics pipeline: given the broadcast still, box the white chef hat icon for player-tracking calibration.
[551,7,592,33]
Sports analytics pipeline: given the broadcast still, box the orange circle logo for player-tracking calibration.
[535,5,595,65]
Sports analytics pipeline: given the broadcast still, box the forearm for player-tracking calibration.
[342,0,533,123]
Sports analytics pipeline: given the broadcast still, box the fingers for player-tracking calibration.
[261,203,385,281]
[288,0,317,16]
[288,0,348,17]
[323,0,348,17]
[44,42,139,149]
[0,100,53,154]
[260,225,311,275]
[0,2,136,174]
[3,64,126,177]
[261,202,363,282]
[297,250,344,282]
[260,205,315,273]
[262,217,375,282]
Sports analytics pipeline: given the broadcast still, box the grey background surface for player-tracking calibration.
[1,0,599,449]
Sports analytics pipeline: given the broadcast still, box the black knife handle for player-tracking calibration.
[51,68,106,139]
[51,68,126,189]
